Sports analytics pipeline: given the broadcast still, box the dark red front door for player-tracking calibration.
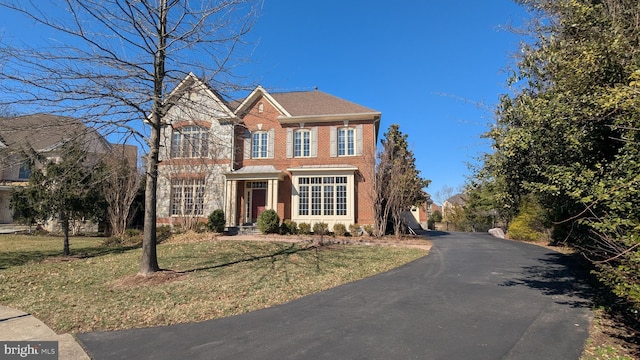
[251,189,266,222]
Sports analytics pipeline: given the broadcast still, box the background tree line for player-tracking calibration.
[472,0,640,312]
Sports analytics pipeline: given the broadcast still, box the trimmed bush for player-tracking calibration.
[257,209,280,234]
[333,223,347,236]
[349,224,361,237]
[298,222,311,235]
[363,224,374,236]
[313,222,329,235]
[280,219,298,235]
[207,209,226,233]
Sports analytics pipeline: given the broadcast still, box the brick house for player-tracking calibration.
[157,73,381,230]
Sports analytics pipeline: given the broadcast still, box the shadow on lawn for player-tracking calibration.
[0,243,140,270]
[177,242,320,274]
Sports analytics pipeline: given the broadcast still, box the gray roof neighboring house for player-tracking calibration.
[0,113,112,155]
[445,194,467,206]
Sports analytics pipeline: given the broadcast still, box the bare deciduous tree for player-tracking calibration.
[101,146,141,238]
[0,0,258,274]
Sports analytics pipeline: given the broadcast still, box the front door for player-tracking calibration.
[251,189,266,222]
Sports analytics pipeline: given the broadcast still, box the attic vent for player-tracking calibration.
[258,102,264,113]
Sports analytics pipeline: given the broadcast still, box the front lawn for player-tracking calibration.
[0,233,427,333]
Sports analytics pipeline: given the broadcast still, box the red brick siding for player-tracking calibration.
[240,95,377,225]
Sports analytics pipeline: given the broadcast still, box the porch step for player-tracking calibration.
[238,225,260,235]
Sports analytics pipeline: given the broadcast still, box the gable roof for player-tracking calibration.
[445,194,467,206]
[163,73,236,120]
[233,85,291,117]
[0,114,112,154]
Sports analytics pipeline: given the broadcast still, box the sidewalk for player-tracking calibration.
[0,306,90,359]
[0,224,29,234]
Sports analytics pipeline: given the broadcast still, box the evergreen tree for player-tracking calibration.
[11,141,104,255]
[374,124,430,237]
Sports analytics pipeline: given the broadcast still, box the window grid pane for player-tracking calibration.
[337,185,347,215]
[294,131,301,157]
[347,129,354,155]
[171,178,205,216]
[323,185,334,215]
[299,185,309,215]
[297,176,348,217]
[311,185,322,215]
[252,131,269,158]
[171,126,208,158]
[252,132,260,158]
[337,128,355,156]
[337,129,345,156]
[261,132,268,158]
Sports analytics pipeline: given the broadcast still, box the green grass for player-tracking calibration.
[0,234,427,333]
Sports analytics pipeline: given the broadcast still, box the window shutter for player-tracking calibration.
[310,127,318,157]
[268,129,275,158]
[356,124,363,156]
[286,128,293,158]
[243,130,251,159]
[330,126,337,157]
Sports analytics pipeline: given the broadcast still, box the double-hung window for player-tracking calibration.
[294,129,311,157]
[337,128,355,156]
[171,126,208,158]
[252,131,269,158]
[170,178,205,216]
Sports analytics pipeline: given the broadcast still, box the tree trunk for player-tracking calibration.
[139,0,167,275]
[62,215,70,256]
[140,157,160,274]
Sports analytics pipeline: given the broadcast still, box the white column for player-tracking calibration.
[225,180,237,227]
[268,179,279,211]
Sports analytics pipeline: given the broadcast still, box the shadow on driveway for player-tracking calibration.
[500,252,593,309]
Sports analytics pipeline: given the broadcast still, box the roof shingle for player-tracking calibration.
[271,90,378,117]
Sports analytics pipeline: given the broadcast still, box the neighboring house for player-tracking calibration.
[0,114,136,226]
[405,192,432,230]
[157,73,381,230]
[442,193,467,223]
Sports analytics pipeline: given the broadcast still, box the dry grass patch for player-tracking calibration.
[581,308,639,360]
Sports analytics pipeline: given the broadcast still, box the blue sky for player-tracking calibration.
[236,1,530,200]
[1,1,531,202]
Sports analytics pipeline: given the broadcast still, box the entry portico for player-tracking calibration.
[224,165,284,227]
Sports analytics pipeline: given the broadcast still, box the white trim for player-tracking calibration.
[289,171,356,228]
[277,112,381,124]
[164,72,236,119]
[234,85,292,117]
[287,165,358,173]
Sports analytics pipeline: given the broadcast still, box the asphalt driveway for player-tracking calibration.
[77,232,593,359]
